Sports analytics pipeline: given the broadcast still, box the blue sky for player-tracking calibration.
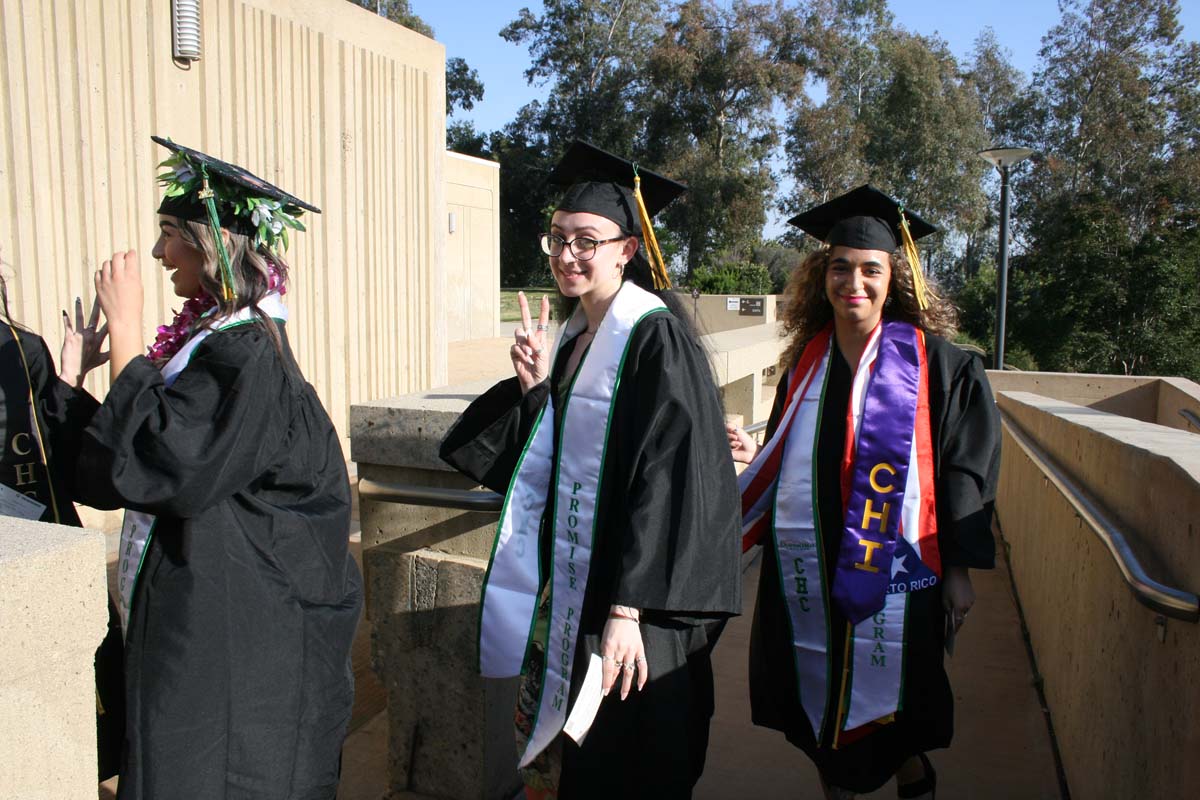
[411,0,1200,134]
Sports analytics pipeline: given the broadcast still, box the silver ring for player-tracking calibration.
[622,664,634,672]
[536,324,549,331]
[533,347,543,355]
[614,661,625,668]
[601,655,614,662]
[635,656,646,663]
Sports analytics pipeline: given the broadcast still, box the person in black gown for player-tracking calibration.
[440,141,741,799]
[729,186,1000,799]
[0,279,123,780]
[53,138,362,800]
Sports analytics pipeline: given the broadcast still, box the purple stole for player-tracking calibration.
[739,319,941,743]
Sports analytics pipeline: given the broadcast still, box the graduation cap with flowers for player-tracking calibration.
[153,135,320,300]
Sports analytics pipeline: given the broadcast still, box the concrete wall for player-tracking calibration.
[445,152,501,343]
[0,518,107,799]
[996,391,1200,799]
[1156,377,1200,434]
[986,371,1161,423]
[683,293,778,335]
[0,0,448,440]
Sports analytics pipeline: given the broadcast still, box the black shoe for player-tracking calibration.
[897,753,936,799]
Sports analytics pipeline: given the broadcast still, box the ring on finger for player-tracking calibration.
[601,655,614,662]
[622,664,634,672]
[536,324,549,331]
[635,656,646,663]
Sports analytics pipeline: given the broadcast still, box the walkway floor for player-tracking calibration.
[327,537,1060,799]
[97,333,1062,798]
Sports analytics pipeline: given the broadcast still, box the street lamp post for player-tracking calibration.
[979,146,1035,370]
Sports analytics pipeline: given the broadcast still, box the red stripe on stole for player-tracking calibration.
[742,515,770,553]
[740,328,831,518]
[913,329,941,576]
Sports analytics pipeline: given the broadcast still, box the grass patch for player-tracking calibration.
[501,287,556,323]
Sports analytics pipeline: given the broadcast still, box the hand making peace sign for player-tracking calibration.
[511,291,552,394]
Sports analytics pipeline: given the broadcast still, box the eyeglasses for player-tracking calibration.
[539,233,626,261]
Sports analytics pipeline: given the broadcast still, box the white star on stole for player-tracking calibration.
[891,553,909,579]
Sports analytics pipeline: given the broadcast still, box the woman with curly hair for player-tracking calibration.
[729,186,1000,799]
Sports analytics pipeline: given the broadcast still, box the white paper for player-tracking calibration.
[562,653,605,746]
[0,481,46,521]
[726,297,741,311]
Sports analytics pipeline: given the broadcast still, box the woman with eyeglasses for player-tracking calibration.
[440,141,741,799]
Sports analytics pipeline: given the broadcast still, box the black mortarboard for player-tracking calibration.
[787,184,937,251]
[547,140,686,234]
[153,136,319,239]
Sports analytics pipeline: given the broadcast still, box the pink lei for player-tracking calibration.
[147,262,287,366]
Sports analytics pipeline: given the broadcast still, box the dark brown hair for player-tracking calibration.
[779,247,958,368]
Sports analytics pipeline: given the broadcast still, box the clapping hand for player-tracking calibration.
[59,296,109,388]
[511,291,551,394]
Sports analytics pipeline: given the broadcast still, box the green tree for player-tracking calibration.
[1000,0,1200,379]
[644,0,809,280]
[782,2,990,278]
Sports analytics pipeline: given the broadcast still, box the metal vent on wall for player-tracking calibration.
[172,0,202,61]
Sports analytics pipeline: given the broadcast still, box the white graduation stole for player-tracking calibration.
[477,282,666,768]
[116,294,288,633]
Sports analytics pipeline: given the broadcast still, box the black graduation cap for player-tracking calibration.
[788,184,936,251]
[152,135,319,238]
[547,140,686,234]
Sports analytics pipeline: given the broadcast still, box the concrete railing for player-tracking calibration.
[988,370,1200,433]
[0,518,108,799]
[994,388,1200,799]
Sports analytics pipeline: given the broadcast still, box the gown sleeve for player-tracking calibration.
[30,336,102,500]
[611,316,742,617]
[73,329,289,517]
[935,352,1001,569]
[439,376,550,494]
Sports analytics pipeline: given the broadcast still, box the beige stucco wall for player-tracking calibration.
[996,391,1200,799]
[685,293,778,335]
[0,518,108,799]
[0,0,448,440]
[445,152,500,342]
[986,371,1161,423]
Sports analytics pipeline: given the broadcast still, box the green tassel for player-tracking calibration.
[199,165,237,301]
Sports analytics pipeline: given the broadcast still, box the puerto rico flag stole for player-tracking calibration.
[739,319,941,746]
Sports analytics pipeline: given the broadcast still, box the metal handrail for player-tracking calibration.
[357,478,503,512]
[1180,408,1200,433]
[1000,411,1200,622]
[743,420,768,435]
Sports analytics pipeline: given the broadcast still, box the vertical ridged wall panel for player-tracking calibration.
[0,0,447,441]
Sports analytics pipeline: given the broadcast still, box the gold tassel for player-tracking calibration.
[898,209,929,311]
[633,169,671,290]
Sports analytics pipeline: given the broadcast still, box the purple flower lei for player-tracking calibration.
[147,261,287,366]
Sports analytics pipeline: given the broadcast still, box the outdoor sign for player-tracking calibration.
[739,297,765,316]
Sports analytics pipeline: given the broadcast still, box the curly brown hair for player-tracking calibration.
[779,247,958,368]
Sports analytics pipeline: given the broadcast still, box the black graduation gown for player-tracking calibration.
[748,330,1001,793]
[440,311,742,798]
[1,322,126,779]
[67,323,362,800]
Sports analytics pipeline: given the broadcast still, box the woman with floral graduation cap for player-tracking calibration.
[439,141,741,799]
[729,186,1000,799]
[55,137,362,799]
